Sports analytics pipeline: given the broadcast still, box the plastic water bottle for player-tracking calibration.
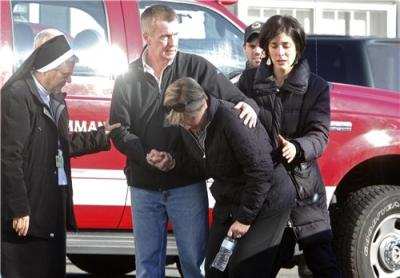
[211,236,237,272]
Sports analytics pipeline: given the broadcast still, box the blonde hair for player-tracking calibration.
[164,77,207,126]
[141,4,177,34]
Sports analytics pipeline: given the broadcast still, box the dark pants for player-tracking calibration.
[272,228,341,278]
[205,208,290,278]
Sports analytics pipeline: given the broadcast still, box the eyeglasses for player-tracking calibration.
[167,95,205,113]
[170,102,186,112]
[56,69,72,79]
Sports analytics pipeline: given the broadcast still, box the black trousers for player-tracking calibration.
[205,208,290,278]
[271,228,341,278]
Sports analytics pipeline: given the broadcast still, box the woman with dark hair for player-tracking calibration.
[164,77,295,277]
[238,15,341,277]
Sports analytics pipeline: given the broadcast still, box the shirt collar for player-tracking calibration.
[141,48,174,75]
[32,72,51,107]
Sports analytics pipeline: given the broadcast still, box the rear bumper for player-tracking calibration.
[67,231,179,255]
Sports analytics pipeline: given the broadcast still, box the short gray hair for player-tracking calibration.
[164,77,207,126]
[141,4,177,33]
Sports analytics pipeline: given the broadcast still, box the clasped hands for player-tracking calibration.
[146,149,175,172]
[12,215,30,236]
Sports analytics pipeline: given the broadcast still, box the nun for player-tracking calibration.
[1,31,115,277]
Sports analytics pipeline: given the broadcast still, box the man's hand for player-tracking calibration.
[146,149,175,172]
[279,134,296,163]
[234,101,257,128]
[12,215,30,236]
[104,119,121,136]
[227,220,250,239]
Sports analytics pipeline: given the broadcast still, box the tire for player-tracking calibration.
[68,254,135,276]
[332,185,400,278]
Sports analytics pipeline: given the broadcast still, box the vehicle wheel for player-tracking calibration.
[68,254,135,276]
[332,185,400,278]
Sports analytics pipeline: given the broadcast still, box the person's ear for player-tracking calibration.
[202,99,208,109]
[143,32,150,46]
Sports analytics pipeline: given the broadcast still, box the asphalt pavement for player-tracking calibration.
[66,258,299,277]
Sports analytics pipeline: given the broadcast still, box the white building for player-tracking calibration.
[234,0,399,38]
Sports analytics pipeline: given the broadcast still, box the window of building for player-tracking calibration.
[352,11,367,36]
[322,10,346,35]
[246,7,314,33]
[248,8,260,18]
[241,1,395,38]
[370,11,387,36]
[320,8,389,37]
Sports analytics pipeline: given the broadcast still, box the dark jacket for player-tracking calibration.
[110,50,258,191]
[194,97,295,225]
[238,58,332,243]
[1,74,110,238]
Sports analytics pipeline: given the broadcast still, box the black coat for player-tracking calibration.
[1,74,110,238]
[188,97,295,225]
[110,50,258,191]
[238,58,332,242]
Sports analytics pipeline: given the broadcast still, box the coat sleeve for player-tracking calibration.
[224,116,273,224]
[1,89,31,219]
[109,75,148,166]
[293,80,330,161]
[68,127,111,157]
[193,56,259,114]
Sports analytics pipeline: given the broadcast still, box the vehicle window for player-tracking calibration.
[367,42,400,92]
[11,0,115,78]
[139,1,246,79]
[304,43,347,84]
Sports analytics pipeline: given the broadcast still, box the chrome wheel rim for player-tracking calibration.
[370,214,400,277]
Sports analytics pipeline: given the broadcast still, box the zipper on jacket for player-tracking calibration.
[182,127,206,159]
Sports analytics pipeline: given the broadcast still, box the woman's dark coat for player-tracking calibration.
[238,58,332,244]
[184,97,295,225]
[1,74,110,238]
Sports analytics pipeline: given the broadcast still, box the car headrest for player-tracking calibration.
[73,29,103,50]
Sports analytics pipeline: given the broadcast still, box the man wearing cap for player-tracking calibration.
[1,30,117,277]
[243,21,264,69]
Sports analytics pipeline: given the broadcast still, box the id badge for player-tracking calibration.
[56,150,64,168]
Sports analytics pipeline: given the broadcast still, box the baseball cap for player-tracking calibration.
[244,21,263,43]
